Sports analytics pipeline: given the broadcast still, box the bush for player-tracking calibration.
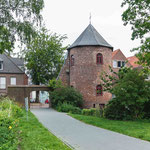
[49,79,63,90]
[0,98,23,118]
[0,97,22,150]
[104,98,132,120]
[50,87,83,108]
[103,68,150,120]
[82,108,102,117]
[143,100,150,119]
[56,103,82,114]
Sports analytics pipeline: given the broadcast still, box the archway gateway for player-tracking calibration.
[7,85,53,108]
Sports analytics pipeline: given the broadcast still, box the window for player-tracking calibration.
[117,61,121,67]
[97,53,103,64]
[122,61,125,67]
[113,60,117,68]
[0,77,6,89]
[71,55,74,66]
[93,104,96,108]
[0,61,3,70]
[10,77,16,85]
[96,85,103,96]
[113,60,126,68]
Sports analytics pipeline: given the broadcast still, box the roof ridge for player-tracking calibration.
[90,24,100,45]
[5,54,24,73]
[78,26,88,46]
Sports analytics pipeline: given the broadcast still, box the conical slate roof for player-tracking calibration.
[68,24,113,50]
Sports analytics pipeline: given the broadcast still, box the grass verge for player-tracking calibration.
[69,114,150,142]
[19,110,71,150]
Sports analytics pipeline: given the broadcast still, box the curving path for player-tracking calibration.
[31,108,150,150]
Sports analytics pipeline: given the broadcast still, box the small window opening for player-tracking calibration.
[97,53,103,64]
[71,55,74,66]
[96,85,103,96]
[93,104,96,108]
[0,61,3,70]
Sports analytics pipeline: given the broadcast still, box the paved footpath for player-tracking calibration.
[31,108,150,150]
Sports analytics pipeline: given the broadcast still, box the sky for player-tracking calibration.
[41,0,140,57]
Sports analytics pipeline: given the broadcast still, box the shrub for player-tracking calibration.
[49,79,63,90]
[143,100,150,119]
[0,97,22,150]
[102,68,150,120]
[82,108,102,117]
[56,103,82,114]
[0,97,23,118]
[104,98,132,120]
[50,87,83,108]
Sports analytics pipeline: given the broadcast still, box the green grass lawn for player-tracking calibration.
[69,114,150,142]
[19,111,71,150]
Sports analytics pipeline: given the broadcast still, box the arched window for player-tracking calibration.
[96,85,103,96]
[71,55,74,66]
[96,53,103,64]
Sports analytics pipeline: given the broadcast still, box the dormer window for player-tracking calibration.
[71,55,74,66]
[97,53,103,64]
[0,59,3,70]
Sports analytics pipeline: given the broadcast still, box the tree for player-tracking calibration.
[121,0,150,72]
[25,28,67,85]
[25,28,67,102]
[101,67,150,120]
[0,0,44,54]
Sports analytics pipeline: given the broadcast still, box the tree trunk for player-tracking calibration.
[35,91,39,103]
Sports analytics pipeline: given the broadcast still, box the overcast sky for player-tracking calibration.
[41,0,140,57]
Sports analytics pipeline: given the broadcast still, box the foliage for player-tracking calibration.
[121,0,150,70]
[49,79,63,90]
[101,66,132,93]
[70,114,150,142]
[0,0,44,54]
[56,103,82,114]
[0,97,70,150]
[102,68,150,120]
[82,108,103,117]
[25,28,67,85]
[0,97,22,150]
[143,93,150,119]
[50,87,83,108]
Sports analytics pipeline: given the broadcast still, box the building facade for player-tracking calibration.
[0,54,28,95]
[112,49,131,71]
[59,24,113,108]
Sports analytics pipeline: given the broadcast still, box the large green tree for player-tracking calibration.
[101,67,150,120]
[25,28,67,85]
[121,0,150,72]
[0,0,44,53]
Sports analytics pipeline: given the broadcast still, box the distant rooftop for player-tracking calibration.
[127,56,140,68]
[0,54,24,74]
[68,24,113,50]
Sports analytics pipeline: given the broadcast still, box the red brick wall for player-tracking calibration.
[23,74,28,85]
[59,53,70,86]
[69,46,112,108]
[0,73,28,94]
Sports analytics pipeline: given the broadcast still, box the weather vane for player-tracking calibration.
[89,13,91,24]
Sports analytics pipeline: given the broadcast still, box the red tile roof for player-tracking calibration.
[127,56,140,68]
[112,49,120,58]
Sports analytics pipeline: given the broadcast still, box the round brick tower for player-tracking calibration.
[60,24,113,108]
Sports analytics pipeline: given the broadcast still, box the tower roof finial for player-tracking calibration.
[89,13,91,24]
